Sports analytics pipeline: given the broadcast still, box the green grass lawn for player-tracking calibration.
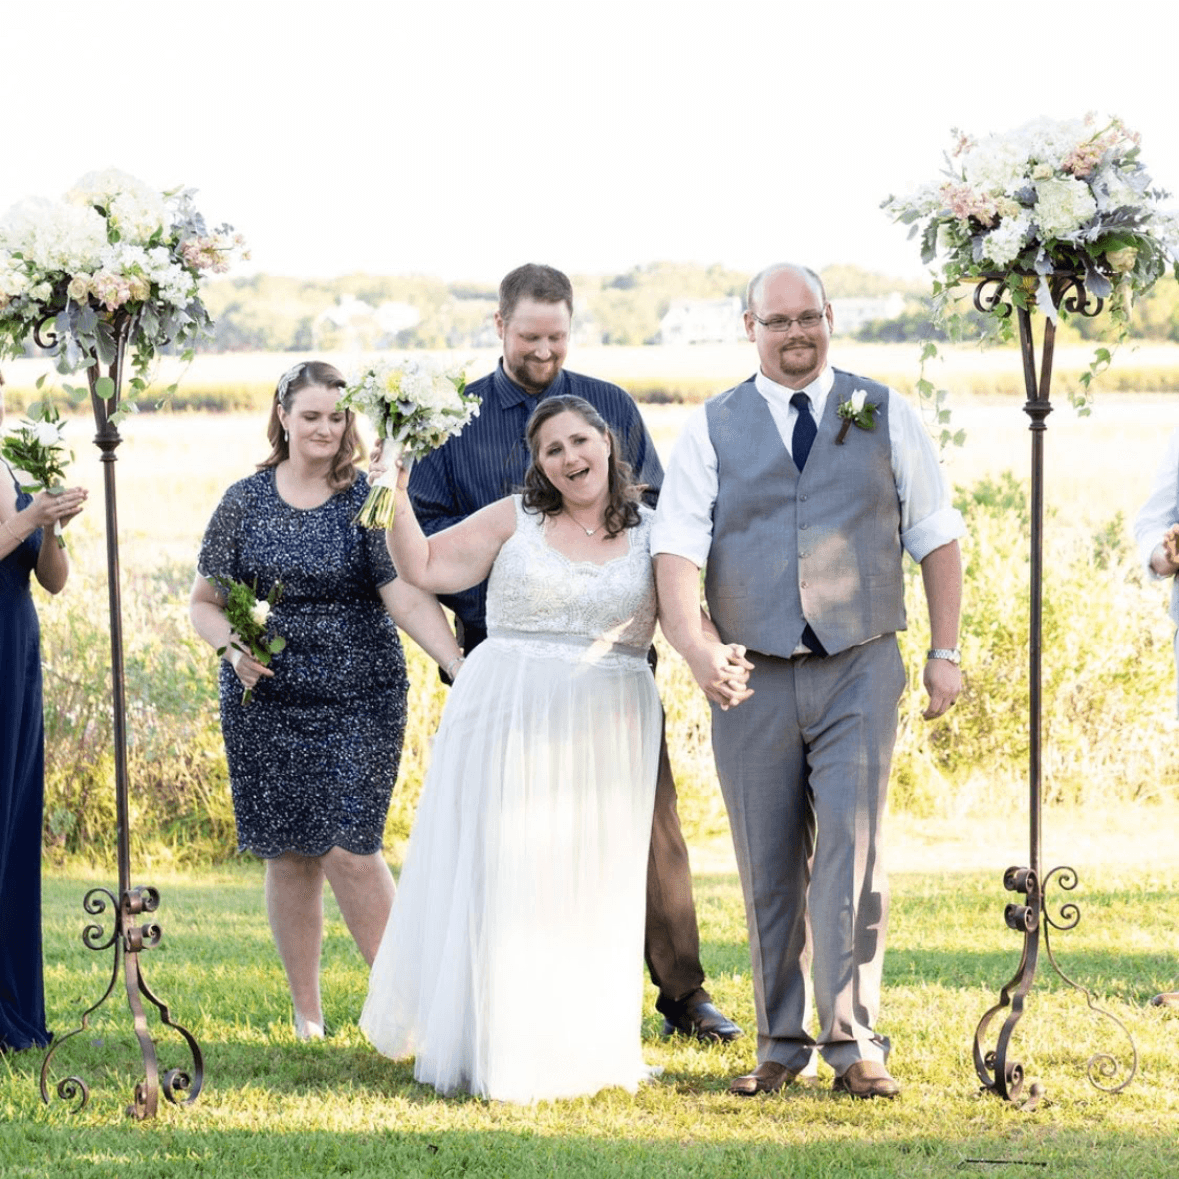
[2,847,1177,1178]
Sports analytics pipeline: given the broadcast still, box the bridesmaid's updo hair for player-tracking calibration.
[522,395,643,539]
[259,360,361,492]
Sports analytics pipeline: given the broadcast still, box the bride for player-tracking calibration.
[360,394,748,1102]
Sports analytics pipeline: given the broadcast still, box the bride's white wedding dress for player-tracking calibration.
[361,496,662,1102]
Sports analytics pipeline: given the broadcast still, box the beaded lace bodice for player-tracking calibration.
[485,497,656,659]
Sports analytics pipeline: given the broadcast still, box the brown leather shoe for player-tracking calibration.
[833,1060,900,1099]
[729,1061,798,1096]
[1150,992,1179,1007]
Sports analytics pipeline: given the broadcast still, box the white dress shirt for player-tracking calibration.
[651,366,965,567]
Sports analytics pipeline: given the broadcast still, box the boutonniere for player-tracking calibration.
[835,389,878,444]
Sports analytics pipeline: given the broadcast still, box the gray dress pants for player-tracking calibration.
[710,634,904,1074]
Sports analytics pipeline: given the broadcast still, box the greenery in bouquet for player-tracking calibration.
[883,114,1179,416]
[211,576,286,705]
[339,356,477,528]
[0,168,247,417]
[0,399,74,547]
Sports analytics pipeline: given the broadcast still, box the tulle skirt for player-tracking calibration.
[361,631,661,1102]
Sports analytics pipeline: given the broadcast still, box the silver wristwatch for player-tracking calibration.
[927,647,961,665]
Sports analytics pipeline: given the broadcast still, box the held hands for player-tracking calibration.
[688,640,755,711]
[922,658,961,720]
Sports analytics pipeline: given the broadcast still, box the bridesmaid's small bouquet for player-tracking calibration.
[212,576,287,704]
[0,402,74,547]
[339,356,478,529]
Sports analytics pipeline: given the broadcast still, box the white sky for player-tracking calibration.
[3,0,1177,284]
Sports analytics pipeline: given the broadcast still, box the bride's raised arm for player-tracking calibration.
[386,462,515,594]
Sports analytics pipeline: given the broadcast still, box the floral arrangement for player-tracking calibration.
[883,115,1179,321]
[883,115,1179,421]
[0,401,73,546]
[835,388,877,444]
[212,576,286,705]
[0,168,247,406]
[339,356,477,528]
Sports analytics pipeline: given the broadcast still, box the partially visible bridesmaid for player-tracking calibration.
[0,369,87,1052]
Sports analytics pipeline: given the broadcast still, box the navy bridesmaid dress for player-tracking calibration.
[0,465,51,1051]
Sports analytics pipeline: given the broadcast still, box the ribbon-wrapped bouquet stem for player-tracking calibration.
[340,356,478,529]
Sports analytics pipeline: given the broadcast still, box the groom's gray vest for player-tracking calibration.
[702,369,906,659]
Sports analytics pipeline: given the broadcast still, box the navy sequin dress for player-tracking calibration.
[197,469,408,858]
[0,466,51,1051]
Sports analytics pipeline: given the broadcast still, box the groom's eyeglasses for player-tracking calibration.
[749,307,828,332]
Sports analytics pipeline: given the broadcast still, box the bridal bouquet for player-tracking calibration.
[0,168,247,407]
[0,402,74,547]
[212,576,286,705]
[883,115,1179,321]
[339,356,478,528]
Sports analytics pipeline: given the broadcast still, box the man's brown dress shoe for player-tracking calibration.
[729,1060,798,1096]
[832,1060,900,1099]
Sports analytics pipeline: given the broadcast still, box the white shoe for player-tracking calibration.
[294,1013,325,1041]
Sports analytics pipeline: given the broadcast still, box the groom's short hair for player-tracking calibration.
[498,263,574,322]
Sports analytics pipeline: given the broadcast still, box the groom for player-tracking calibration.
[407,262,741,1042]
[653,262,964,1098]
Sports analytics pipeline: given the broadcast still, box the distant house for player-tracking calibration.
[657,297,744,345]
[829,293,906,333]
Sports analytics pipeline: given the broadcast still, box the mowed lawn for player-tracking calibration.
[3,816,1178,1179]
[3,347,1179,1175]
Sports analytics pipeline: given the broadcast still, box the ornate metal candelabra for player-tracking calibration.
[969,273,1137,1108]
[37,311,204,1119]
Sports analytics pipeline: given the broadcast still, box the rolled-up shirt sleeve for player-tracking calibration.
[890,389,966,563]
[650,405,717,568]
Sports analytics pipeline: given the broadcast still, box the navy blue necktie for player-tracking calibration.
[790,392,816,471]
[789,391,827,655]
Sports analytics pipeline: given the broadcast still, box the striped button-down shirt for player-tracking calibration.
[408,360,663,634]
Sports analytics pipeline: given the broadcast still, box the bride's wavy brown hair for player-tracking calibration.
[258,360,362,492]
[522,395,642,538]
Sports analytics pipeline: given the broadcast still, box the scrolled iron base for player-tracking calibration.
[40,885,204,1119]
[973,864,1137,1107]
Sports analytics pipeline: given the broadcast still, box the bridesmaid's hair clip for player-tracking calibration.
[276,362,307,404]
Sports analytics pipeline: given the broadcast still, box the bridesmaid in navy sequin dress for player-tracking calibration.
[190,361,462,1041]
[0,373,87,1052]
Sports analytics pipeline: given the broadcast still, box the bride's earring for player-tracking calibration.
[284,429,289,443]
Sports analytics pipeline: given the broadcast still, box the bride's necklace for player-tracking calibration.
[563,506,604,537]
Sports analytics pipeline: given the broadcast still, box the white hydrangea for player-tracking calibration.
[1034,176,1098,239]
[980,213,1033,268]
[0,197,108,273]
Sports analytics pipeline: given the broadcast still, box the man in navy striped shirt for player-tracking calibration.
[408,263,740,1042]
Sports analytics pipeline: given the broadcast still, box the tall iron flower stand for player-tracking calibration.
[38,312,204,1120]
[969,273,1137,1108]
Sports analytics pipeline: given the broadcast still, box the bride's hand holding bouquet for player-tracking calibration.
[340,356,478,529]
